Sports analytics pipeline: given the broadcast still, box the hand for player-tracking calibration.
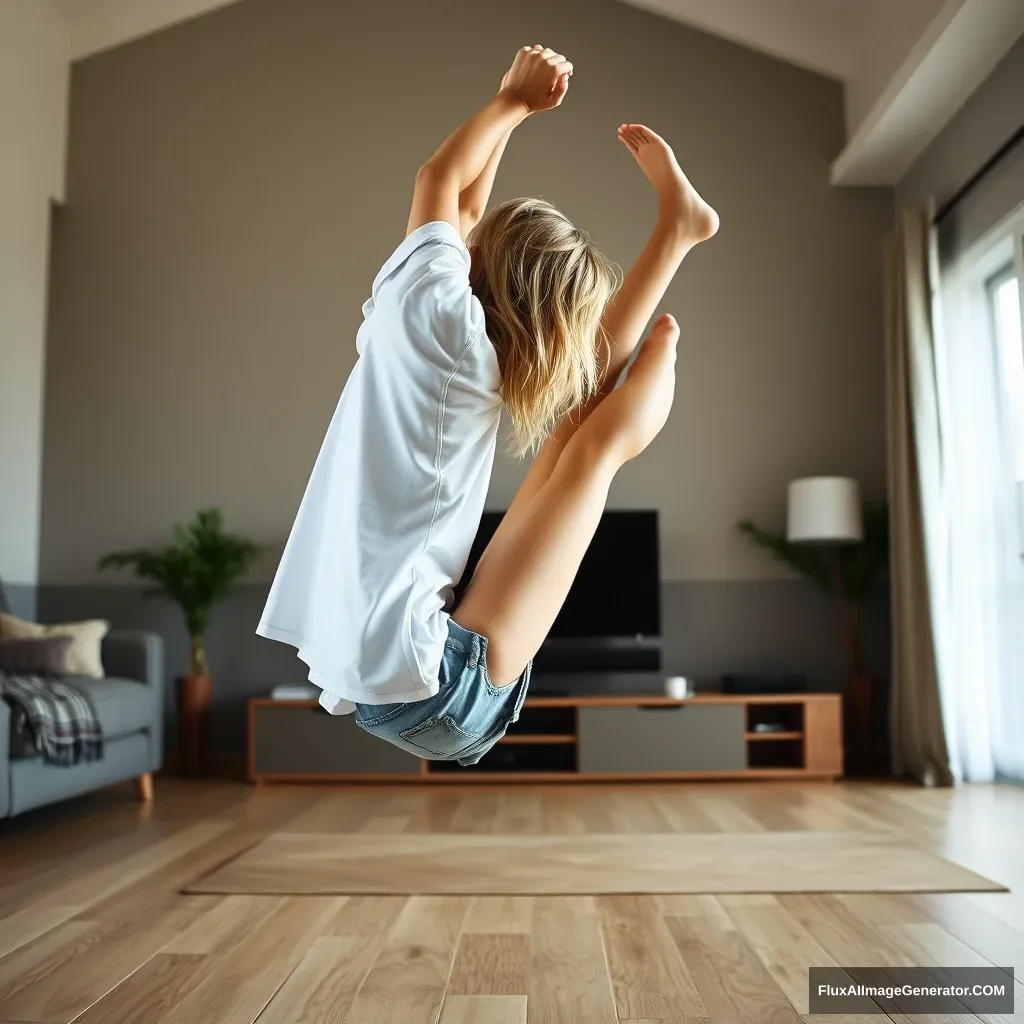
[501,45,572,112]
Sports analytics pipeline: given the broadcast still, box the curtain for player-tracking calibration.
[938,244,1024,782]
[884,208,955,786]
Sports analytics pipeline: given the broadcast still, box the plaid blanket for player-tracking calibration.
[0,673,103,766]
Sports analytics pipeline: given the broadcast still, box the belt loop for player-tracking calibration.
[468,636,478,669]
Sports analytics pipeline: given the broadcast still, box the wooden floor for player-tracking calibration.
[0,780,1021,1024]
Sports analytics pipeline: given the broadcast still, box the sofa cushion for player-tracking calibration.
[0,636,73,675]
[0,613,109,678]
[63,675,155,741]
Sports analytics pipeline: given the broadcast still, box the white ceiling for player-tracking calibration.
[49,0,1024,186]
[620,0,941,81]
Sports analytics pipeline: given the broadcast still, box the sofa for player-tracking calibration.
[1,630,164,817]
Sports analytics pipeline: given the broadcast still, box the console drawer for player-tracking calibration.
[577,704,745,774]
[251,704,421,777]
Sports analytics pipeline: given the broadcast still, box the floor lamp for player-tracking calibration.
[787,477,877,770]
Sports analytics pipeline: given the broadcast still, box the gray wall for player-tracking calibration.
[0,3,68,601]
[895,34,1024,250]
[41,0,894,754]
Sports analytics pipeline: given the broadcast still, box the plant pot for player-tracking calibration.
[176,674,212,777]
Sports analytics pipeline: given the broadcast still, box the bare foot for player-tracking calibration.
[618,123,719,244]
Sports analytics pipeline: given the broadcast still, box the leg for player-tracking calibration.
[491,125,716,528]
[136,772,153,802]
[454,314,679,686]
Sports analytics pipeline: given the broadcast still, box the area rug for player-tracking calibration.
[184,831,1005,895]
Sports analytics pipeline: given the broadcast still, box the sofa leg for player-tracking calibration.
[136,772,154,802]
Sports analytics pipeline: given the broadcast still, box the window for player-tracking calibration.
[987,267,1024,479]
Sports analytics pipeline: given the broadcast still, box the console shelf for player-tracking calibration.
[248,692,843,783]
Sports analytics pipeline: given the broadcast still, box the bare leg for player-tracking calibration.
[454,314,679,686]
[480,124,717,551]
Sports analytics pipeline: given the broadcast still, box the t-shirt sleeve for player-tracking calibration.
[367,221,486,360]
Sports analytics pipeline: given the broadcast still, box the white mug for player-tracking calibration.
[664,676,692,700]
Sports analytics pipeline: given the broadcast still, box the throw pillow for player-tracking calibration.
[0,613,109,678]
[0,635,74,676]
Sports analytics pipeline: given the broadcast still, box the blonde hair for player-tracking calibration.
[469,198,619,457]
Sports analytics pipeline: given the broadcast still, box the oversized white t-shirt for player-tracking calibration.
[257,222,503,713]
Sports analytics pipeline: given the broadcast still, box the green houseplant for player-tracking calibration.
[99,508,260,775]
[736,501,890,771]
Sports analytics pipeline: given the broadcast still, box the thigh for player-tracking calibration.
[452,428,618,687]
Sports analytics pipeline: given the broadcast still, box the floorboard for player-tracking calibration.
[0,779,1017,1024]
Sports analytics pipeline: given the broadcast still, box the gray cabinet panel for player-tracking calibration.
[578,705,745,773]
[252,705,421,776]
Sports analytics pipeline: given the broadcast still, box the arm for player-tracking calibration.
[407,92,527,237]
[407,46,573,237]
[457,68,538,239]
[458,128,512,239]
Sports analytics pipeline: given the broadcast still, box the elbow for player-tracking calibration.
[416,159,448,188]
[460,203,485,232]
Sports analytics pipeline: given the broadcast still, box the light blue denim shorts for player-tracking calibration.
[354,619,531,766]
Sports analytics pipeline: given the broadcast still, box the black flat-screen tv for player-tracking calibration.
[454,509,661,673]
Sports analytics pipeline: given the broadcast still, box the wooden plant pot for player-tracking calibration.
[176,674,212,777]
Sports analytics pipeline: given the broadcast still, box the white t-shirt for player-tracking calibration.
[257,222,503,713]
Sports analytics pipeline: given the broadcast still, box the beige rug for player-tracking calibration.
[185,831,1004,895]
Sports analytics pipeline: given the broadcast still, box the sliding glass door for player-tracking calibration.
[937,211,1024,782]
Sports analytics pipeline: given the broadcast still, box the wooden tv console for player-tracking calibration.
[247,692,843,784]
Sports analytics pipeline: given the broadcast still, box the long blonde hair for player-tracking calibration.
[469,198,619,457]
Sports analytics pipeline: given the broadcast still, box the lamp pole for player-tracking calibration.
[788,477,880,774]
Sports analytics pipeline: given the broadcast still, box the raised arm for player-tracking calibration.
[407,46,573,237]
[457,128,513,240]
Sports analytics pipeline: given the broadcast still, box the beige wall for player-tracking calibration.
[42,0,893,586]
[0,0,68,591]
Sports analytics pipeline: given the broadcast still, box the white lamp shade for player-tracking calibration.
[787,477,863,544]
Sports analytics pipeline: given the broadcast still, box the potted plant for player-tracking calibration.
[736,501,890,772]
[99,509,260,777]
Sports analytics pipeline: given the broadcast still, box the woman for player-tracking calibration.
[258,44,718,764]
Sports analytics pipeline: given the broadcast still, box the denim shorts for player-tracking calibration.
[354,619,531,766]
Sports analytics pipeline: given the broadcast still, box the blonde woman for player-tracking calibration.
[258,45,718,763]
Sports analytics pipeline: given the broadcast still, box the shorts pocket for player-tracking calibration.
[399,714,484,759]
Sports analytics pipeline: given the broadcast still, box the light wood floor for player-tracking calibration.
[0,780,1021,1024]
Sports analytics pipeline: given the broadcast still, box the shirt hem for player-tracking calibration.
[256,619,440,707]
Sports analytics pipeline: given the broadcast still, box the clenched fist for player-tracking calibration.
[501,45,573,112]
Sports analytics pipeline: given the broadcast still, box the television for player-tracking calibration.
[454,509,662,674]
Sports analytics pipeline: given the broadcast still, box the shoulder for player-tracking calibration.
[372,221,470,303]
[375,222,487,358]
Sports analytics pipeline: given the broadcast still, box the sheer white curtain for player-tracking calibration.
[937,220,1024,782]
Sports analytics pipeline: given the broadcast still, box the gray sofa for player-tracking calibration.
[1,631,164,817]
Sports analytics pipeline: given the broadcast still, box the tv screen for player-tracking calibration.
[454,509,661,639]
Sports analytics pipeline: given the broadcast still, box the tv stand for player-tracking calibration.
[248,692,843,783]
